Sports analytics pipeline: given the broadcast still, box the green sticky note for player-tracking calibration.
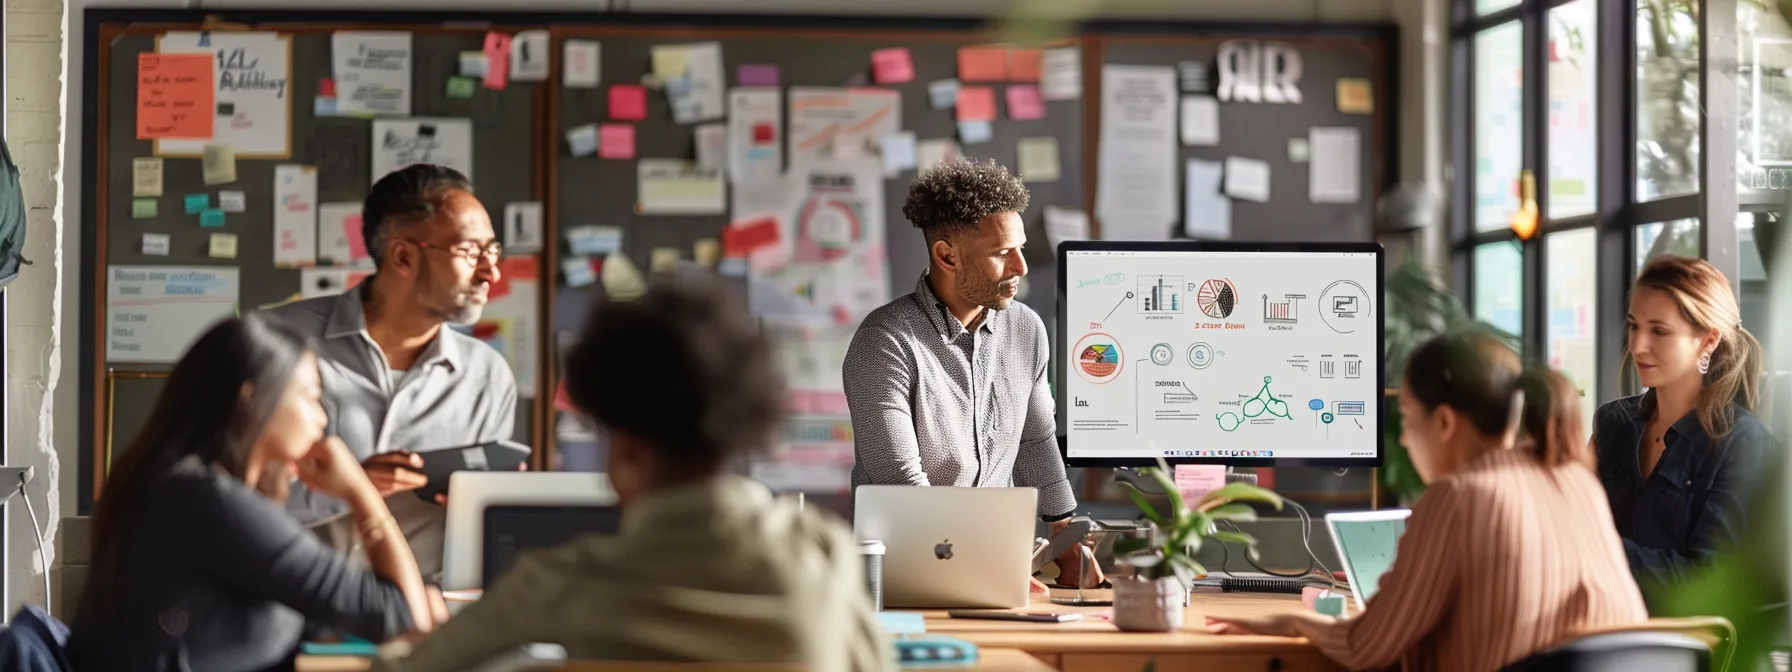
[447,77,476,99]
[1315,594,1345,616]
[200,208,225,228]
[183,193,209,214]
[131,198,157,219]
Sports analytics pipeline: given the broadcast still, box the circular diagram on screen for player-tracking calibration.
[1318,279,1373,334]
[1196,278,1238,319]
[1073,333,1124,384]
[1150,343,1173,366]
[1187,342,1215,370]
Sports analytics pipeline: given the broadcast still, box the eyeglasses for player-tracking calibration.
[409,239,503,267]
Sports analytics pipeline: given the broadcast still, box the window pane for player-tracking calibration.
[1739,1,1792,192]
[1738,211,1776,344]
[1548,1,1598,219]
[1636,0,1701,201]
[1475,241,1524,337]
[1546,229,1598,424]
[1634,218,1702,273]
[1478,0,1521,15]
[1476,23,1525,231]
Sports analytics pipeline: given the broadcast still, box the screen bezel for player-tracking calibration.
[1054,240,1386,469]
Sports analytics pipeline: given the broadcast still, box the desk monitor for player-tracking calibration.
[1057,241,1384,468]
[442,471,616,591]
[481,504,622,587]
[853,485,1036,609]
[1325,509,1411,605]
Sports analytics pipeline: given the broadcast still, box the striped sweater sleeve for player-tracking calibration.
[1303,478,1470,671]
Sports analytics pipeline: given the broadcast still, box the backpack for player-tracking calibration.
[0,139,32,289]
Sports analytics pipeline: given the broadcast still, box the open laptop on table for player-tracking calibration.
[853,485,1037,609]
[482,504,623,587]
[1324,509,1413,606]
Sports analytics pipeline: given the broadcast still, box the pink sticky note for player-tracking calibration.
[344,213,368,262]
[482,33,511,90]
[1173,464,1226,503]
[1006,85,1044,120]
[871,48,915,84]
[599,124,636,159]
[738,64,779,87]
[955,86,996,122]
[609,84,647,121]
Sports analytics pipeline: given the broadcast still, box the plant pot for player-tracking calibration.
[1111,575,1188,632]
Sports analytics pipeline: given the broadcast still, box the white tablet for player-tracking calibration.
[1324,509,1412,606]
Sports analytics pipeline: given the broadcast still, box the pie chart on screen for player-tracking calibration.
[1196,278,1237,319]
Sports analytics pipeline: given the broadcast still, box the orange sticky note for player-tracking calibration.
[609,84,647,121]
[871,48,915,84]
[958,45,1008,82]
[1006,85,1044,120]
[483,33,511,90]
[136,53,214,140]
[955,86,996,122]
[599,124,636,159]
[1009,48,1044,82]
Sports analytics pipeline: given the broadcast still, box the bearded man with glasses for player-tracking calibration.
[259,163,522,580]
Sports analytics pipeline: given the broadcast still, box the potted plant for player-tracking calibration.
[1110,457,1284,632]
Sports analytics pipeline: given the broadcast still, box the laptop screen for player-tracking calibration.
[1330,515,1408,602]
[481,504,622,586]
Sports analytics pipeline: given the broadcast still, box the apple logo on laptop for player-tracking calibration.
[934,539,954,560]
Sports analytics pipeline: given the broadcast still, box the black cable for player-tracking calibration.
[1212,497,1343,591]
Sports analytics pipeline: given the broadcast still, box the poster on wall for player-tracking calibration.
[330,31,412,116]
[787,88,901,169]
[370,118,474,184]
[155,32,292,158]
[107,266,241,363]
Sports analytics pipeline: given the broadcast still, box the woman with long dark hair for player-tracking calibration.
[68,316,440,671]
[1593,255,1774,601]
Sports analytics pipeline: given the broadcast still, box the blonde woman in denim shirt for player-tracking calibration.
[1591,256,1774,605]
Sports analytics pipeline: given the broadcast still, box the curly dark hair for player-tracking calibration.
[563,275,785,470]
[901,158,1030,244]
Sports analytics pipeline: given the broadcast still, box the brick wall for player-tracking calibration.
[5,0,67,616]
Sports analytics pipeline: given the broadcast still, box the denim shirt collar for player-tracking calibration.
[1639,390,1709,489]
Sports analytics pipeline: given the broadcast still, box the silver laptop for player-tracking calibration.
[853,485,1036,609]
[1324,509,1412,606]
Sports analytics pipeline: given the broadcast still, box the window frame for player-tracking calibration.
[1452,0,1741,409]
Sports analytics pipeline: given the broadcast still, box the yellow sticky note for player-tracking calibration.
[202,143,237,186]
[1336,78,1373,115]
[650,247,680,273]
[651,50,687,79]
[692,238,720,268]
[602,253,646,300]
[208,232,238,259]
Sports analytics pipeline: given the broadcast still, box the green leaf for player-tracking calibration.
[1205,503,1259,523]
[1112,536,1151,557]
[1145,466,1185,515]
[1118,480,1166,525]
[1197,483,1285,511]
[1209,530,1257,547]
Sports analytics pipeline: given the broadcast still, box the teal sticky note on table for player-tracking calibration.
[1314,594,1345,616]
[183,193,209,214]
[200,208,225,228]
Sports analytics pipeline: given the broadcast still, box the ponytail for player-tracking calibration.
[1516,366,1593,470]
[1697,325,1764,437]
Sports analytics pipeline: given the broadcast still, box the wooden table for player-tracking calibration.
[296,647,1053,671]
[898,588,1350,672]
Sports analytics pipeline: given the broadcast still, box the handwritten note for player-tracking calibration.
[141,233,171,256]
[563,40,601,88]
[136,53,214,139]
[331,32,412,116]
[153,32,291,157]
[107,266,241,363]
[218,190,246,213]
[132,158,163,197]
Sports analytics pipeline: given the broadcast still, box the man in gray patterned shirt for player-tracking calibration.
[844,159,1098,588]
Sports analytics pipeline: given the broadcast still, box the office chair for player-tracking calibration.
[1500,631,1709,672]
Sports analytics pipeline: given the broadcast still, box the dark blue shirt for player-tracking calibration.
[1592,392,1775,598]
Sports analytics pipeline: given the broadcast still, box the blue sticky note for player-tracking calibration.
[566,124,599,158]
[183,193,209,214]
[929,79,959,109]
[665,74,693,98]
[957,120,993,144]
[200,208,225,228]
[313,96,338,117]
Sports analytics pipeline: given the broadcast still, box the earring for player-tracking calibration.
[1698,351,1712,375]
